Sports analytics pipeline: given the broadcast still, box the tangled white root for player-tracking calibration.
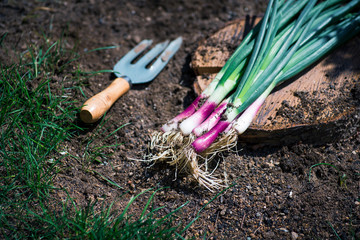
[147,129,239,191]
[148,130,195,166]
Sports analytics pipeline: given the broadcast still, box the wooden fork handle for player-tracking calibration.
[80,77,131,123]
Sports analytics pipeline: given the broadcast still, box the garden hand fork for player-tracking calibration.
[80,37,183,123]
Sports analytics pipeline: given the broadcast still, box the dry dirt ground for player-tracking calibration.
[1,0,360,239]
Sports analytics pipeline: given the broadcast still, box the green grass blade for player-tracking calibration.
[0,32,7,46]
[92,170,123,189]
[85,45,118,53]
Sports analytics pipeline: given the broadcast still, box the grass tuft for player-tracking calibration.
[0,35,198,239]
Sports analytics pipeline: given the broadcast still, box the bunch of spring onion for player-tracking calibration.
[149,0,360,190]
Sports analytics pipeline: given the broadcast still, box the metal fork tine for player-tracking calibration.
[149,37,183,76]
[136,40,169,67]
[119,39,153,64]
[114,37,182,84]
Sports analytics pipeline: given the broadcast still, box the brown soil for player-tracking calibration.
[1,0,360,239]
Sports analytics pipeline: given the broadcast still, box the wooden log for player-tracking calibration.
[191,17,360,146]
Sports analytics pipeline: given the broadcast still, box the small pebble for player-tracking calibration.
[133,35,141,43]
[128,180,135,189]
[220,209,226,216]
[264,231,275,238]
[292,232,299,239]
[201,199,209,206]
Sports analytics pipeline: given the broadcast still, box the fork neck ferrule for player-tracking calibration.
[118,75,132,87]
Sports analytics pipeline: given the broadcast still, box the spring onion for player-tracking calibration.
[150,0,360,190]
